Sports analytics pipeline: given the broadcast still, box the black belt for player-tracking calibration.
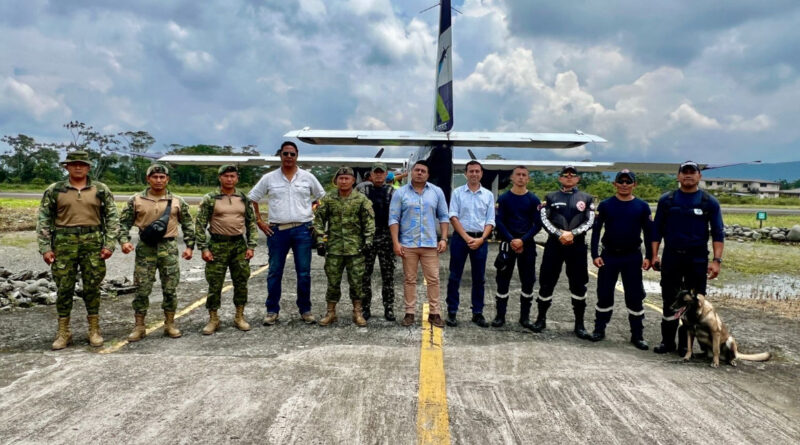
[466,231,484,238]
[54,225,101,234]
[666,246,707,256]
[601,246,640,255]
[210,233,244,242]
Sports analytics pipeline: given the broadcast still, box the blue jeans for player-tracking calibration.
[446,235,488,314]
[266,223,313,314]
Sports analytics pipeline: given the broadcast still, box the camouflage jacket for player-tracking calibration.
[195,188,258,251]
[36,178,120,254]
[313,190,375,255]
[118,188,196,249]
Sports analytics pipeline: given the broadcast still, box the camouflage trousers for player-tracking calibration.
[205,238,250,310]
[325,254,365,303]
[132,239,180,314]
[51,231,106,317]
[361,232,395,309]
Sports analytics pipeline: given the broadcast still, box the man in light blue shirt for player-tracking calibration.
[446,161,495,327]
[389,160,449,328]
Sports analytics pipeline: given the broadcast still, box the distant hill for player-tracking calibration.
[702,161,800,182]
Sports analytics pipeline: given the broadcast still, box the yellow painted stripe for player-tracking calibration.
[99,264,270,354]
[416,303,451,444]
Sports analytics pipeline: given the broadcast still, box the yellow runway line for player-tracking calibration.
[99,264,270,354]
[416,303,451,445]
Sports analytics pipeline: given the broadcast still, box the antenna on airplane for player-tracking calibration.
[419,3,462,14]
[375,147,385,158]
[467,149,477,160]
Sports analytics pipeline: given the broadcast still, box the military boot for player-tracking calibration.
[52,317,72,350]
[164,311,182,338]
[352,300,367,327]
[654,320,678,354]
[319,302,338,326]
[362,304,371,321]
[202,310,220,335]
[629,314,648,350]
[128,313,147,342]
[573,303,591,340]
[590,310,612,342]
[519,297,534,330]
[491,297,508,328]
[87,315,104,347]
[384,305,396,322]
[233,305,251,331]
[530,300,550,332]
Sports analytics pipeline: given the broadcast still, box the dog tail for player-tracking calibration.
[735,351,771,362]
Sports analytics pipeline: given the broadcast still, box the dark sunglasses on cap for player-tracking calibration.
[679,167,698,174]
[560,172,578,178]
[281,151,297,157]
[616,179,634,185]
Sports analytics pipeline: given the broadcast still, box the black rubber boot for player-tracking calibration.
[591,310,612,342]
[629,314,648,350]
[654,320,678,354]
[384,306,396,322]
[362,305,371,321]
[519,297,534,330]
[677,323,688,357]
[573,301,592,340]
[530,300,550,332]
[492,297,508,327]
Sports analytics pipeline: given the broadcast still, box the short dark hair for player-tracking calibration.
[512,165,528,174]
[465,160,483,171]
[413,160,429,171]
[277,141,298,155]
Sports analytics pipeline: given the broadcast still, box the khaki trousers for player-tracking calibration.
[401,247,441,315]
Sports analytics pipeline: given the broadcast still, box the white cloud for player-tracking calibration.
[1,77,66,119]
[668,103,722,129]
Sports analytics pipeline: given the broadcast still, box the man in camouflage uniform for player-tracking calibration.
[119,164,195,342]
[37,150,119,350]
[356,162,396,321]
[313,167,375,327]
[195,165,259,335]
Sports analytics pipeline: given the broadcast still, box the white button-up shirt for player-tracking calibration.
[448,184,495,232]
[248,168,325,224]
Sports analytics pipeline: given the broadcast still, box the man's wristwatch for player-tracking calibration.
[440,238,447,242]
[712,257,723,263]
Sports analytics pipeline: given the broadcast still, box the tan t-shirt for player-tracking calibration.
[133,193,181,238]
[210,194,246,236]
[55,187,102,227]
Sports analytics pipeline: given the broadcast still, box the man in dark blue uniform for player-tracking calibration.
[589,169,652,350]
[652,160,725,355]
[493,166,542,328]
[534,165,595,339]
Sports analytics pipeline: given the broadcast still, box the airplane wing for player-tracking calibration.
[452,159,718,174]
[156,154,407,168]
[283,129,606,149]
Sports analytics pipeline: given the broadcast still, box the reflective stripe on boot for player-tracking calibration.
[164,311,182,338]
[87,315,104,347]
[128,313,147,342]
[52,317,72,350]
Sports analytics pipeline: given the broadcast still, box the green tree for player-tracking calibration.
[1,134,63,183]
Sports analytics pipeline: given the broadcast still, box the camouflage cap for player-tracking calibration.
[218,164,238,175]
[146,164,169,176]
[371,162,387,172]
[60,150,92,166]
[334,166,355,180]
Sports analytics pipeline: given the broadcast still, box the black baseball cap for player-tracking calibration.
[560,165,579,175]
[615,169,636,182]
[679,161,700,173]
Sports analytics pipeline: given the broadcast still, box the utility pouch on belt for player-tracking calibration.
[139,200,172,246]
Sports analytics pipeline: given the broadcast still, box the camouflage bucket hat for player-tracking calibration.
[218,164,238,175]
[60,150,92,166]
[146,164,169,176]
[371,162,387,172]
[334,166,355,181]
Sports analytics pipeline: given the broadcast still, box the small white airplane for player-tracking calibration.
[158,0,744,199]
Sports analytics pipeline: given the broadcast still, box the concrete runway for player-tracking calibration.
[1,235,799,444]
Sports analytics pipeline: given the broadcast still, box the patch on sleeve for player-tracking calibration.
[576,201,586,212]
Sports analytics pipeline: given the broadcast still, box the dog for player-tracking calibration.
[671,290,771,368]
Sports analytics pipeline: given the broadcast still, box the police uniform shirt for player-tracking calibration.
[540,188,595,238]
[653,190,725,249]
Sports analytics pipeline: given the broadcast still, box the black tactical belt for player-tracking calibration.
[666,246,707,256]
[210,233,243,242]
[466,231,484,238]
[601,246,640,255]
[55,225,101,234]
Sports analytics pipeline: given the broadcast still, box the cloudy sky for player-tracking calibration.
[1,0,798,164]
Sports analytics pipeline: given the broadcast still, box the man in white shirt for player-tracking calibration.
[248,141,325,325]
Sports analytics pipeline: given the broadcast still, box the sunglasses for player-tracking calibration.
[679,168,698,174]
[616,179,634,185]
[281,151,297,157]
[560,173,578,178]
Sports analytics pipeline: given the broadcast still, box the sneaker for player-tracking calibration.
[401,313,415,327]
[428,313,445,328]
[301,312,316,324]
[262,312,279,326]
[472,313,489,328]
[446,312,458,327]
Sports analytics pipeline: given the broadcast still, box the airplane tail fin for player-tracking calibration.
[434,0,453,132]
